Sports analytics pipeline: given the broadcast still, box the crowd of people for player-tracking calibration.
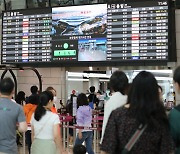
[1,66,180,154]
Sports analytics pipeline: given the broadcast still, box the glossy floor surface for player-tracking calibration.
[17,141,101,154]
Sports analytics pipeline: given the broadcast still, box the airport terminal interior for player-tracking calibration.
[1,0,180,153]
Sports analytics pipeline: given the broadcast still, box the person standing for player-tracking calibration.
[75,93,94,154]
[88,86,99,109]
[15,91,26,106]
[101,71,175,154]
[24,94,39,154]
[0,77,27,154]
[169,66,180,154]
[66,90,77,145]
[31,91,66,154]
[100,71,128,144]
[26,85,39,103]
[46,86,58,113]
[15,90,26,146]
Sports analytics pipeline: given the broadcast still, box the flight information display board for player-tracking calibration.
[107,1,168,61]
[1,0,172,65]
[2,9,52,63]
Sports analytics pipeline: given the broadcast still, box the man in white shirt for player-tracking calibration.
[100,71,128,144]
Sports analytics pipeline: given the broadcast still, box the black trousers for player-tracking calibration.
[25,130,32,154]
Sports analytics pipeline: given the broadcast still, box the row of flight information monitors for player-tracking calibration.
[1,0,169,64]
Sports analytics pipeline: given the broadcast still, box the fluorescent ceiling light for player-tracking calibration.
[146,70,172,74]
[130,72,172,81]
[155,77,173,81]
[88,73,111,78]
[68,78,89,81]
[67,72,84,77]
[132,70,172,74]
[67,70,172,80]
[99,79,109,82]
[67,72,111,78]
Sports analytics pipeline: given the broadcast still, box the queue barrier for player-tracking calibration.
[20,111,104,154]
[59,112,104,153]
[61,124,102,131]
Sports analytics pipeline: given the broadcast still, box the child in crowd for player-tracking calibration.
[73,145,86,154]
[75,93,94,154]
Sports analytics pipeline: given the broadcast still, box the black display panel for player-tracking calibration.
[107,1,169,61]
[1,0,174,65]
[2,8,52,63]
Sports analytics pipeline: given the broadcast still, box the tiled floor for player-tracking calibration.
[18,130,101,154]
[18,143,100,154]
[18,146,73,154]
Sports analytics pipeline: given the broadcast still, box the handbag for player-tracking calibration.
[34,115,51,138]
[121,124,147,154]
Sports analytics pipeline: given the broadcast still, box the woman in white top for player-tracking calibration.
[31,91,65,154]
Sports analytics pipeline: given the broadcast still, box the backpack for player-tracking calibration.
[89,95,94,109]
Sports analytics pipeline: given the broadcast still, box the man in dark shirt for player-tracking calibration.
[26,85,39,103]
[88,86,99,109]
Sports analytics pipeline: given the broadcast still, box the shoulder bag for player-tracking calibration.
[34,114,51,138]
[121,124,147,154]
[89,95,95,109]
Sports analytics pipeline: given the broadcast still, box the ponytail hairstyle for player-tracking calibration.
[34,91,53,121]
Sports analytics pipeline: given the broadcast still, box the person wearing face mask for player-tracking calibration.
[46,87,58,113]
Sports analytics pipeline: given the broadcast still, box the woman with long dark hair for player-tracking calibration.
[100,71,175,154]
[30,91,65,154]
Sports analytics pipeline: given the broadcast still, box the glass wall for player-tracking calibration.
[0,0,5,16]
[3,0,107,11]
[51,0,73,7]
[27,0,50,8]
[5,0,26,10]
[90,0,98,4]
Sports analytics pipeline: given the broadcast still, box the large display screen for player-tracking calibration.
[51,4,107,62]
[1,0,173,65]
